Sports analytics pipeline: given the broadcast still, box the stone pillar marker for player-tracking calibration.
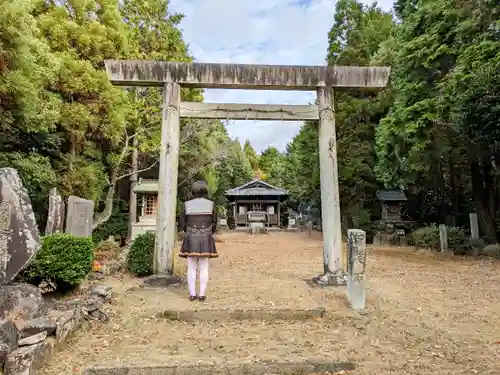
[154,82,181,275]
[45,188,65,234]
[306,220,313,237]
[347,229,367,311]
[439,224,448,252]
[65,196,94,237]
[469,213,479,240]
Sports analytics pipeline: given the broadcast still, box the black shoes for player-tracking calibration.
[188,295,207,302]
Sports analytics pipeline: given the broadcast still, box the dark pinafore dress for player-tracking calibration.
[179,198,218,258]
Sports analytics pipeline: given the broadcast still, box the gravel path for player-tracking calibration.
[40,232,500,375]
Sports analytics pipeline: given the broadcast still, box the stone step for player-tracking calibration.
[85,358,356,375]
[39,316,369,374]
[156,308,326,322]
[155,308,365,323]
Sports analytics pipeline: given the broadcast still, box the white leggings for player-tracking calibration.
[187,257,209,297]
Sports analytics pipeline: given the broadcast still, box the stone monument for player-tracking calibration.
[0,168,41,284]
[65,196,94,237]
[45,188,65,234]
[347,229,367,311]
[287,209,298,231]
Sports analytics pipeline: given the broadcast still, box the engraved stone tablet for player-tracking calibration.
[45,188,65,234]
[0,168,41,284]
[65,196,94,237]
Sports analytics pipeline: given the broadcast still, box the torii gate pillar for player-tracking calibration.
[314,86,345,285]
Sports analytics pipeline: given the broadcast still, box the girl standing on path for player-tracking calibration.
[178,181,218,301]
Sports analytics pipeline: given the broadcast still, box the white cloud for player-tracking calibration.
[169,0,394,153]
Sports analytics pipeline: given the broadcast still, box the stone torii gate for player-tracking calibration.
[104,60,390,285]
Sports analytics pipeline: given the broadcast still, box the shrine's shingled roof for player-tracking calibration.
[225,179,289,197]
[376,189,407,202]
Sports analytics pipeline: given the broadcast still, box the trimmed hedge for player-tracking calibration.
[409,224,467,250]
[127,232,155,276]
[22,233,93,292]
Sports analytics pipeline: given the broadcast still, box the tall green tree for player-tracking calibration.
[375,0,500,236]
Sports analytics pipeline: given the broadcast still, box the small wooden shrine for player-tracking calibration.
[225,179,289,228]
[130,178,159,240]
[374,189,408,245]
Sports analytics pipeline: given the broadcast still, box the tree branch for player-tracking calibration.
[117,158,160,180]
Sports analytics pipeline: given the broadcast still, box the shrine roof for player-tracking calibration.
[376,189,408,202]
[225,179,289,197]
[132,179,159,193]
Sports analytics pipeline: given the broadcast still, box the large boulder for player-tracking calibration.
[0,284,44,323]
[0,318,18,365]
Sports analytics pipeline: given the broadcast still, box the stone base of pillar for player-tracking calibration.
[311,270,347,287]
[143,273,183,288]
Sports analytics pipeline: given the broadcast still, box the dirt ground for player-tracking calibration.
[40,231,500,375]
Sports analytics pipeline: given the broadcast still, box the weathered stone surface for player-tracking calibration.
[0,284,44,321]
[104,60,391,90]
[157,308,327,322]
[51,307,82,344]
[0,168,41,284]
[4,338,55,375]
[65,195,94,237]
[20,316,56,339]
[347,229,367,311]
[90,284,112,300]
[0,319,18,364]
[84,360,356,375]
[45,188,65,235]
[18,331,46,346]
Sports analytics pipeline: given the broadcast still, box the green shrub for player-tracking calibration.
[22,234,93,292]
[127,232,155,276]
[409,224,468,250]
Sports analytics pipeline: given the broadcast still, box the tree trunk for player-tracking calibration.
[469,160,497,241]
[92,180,116,230]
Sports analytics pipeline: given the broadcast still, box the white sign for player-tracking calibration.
[220,218,227,226]
[289,218,296,226]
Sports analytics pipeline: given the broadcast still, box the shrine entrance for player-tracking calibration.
[104,60,389,285]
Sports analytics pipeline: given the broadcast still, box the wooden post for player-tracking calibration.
[277,201,281,227]
[154,82,181,275]
[128,136,138,243]
[439,224,448,252]
[314,86,344,285]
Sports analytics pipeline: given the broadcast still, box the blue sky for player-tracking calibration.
[169,0,394,153]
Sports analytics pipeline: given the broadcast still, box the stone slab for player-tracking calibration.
[4,337,55,375]
[0,168,41,284]
[156,308,327,322]
[85,359,356,375]
[65,195,94,237]
[104,60,390,90]
[142,274,184,288]
[20,316,57,339]
[0,318,18,364]
[45,188,65,234]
